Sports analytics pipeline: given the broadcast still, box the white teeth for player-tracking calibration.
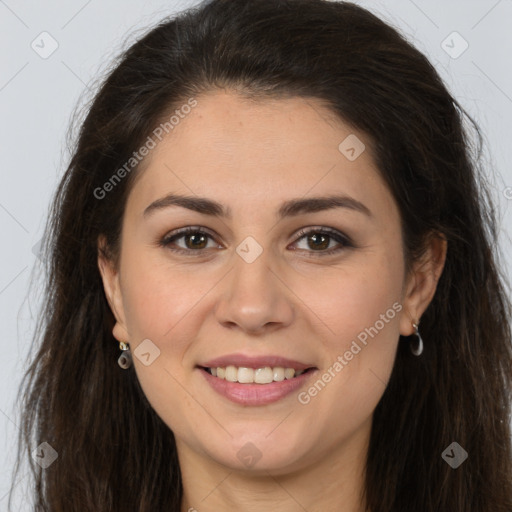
[284,368,295,380]
[225,365,238,382]
[207,365,309,383]
[273,367,285,381]
[254,367,273,384]
[237,367,254,383]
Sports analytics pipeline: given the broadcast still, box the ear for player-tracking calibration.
[399,232,447,336]
[97,235,130,343]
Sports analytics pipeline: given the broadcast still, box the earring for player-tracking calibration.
[118,341,132,369]
[410,323,424,356]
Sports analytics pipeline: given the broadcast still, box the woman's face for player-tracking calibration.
[99,90,436,475]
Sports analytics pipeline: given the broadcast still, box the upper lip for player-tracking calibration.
[200,353,316,371]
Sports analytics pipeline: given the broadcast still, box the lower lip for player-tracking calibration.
[198,367,317,406]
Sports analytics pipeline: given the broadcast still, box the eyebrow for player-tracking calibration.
[143,193,373,219]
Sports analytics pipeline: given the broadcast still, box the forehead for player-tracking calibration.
[126,90,391,218]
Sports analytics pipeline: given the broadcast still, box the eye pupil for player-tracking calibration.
[309,233,329,250]
[186,233,207,249]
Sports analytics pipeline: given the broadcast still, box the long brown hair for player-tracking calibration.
[10,0,512,510]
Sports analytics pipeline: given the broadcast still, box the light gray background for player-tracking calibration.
[1,0,511,509]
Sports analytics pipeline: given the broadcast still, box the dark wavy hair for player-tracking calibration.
[9,0,512,510]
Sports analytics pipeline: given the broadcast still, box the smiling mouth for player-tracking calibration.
[199,365,316,384]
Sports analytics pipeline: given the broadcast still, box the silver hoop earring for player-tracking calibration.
[118,341,132,369]
[410,323,424,356]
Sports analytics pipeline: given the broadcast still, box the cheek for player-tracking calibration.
[118,255,207,432]
[300,250,403,349]
[299,249,404,417]
[298,263,402,420]
[288,253,404,451]
[120,250,199,343]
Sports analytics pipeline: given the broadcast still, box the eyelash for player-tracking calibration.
[158,226,353,257]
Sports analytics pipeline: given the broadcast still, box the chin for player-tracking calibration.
[202,432,312,474]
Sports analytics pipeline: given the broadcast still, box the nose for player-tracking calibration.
[214,246,295,335]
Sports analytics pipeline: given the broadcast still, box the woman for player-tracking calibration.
[10,0,512,510]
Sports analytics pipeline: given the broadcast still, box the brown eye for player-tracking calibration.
[305,232,330,250]
[159,226,353,257]
[292,227,352,256]
[160,227,219,254]
[181,232,209,250]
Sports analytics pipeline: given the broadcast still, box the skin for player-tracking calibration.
[98,90,446,512]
